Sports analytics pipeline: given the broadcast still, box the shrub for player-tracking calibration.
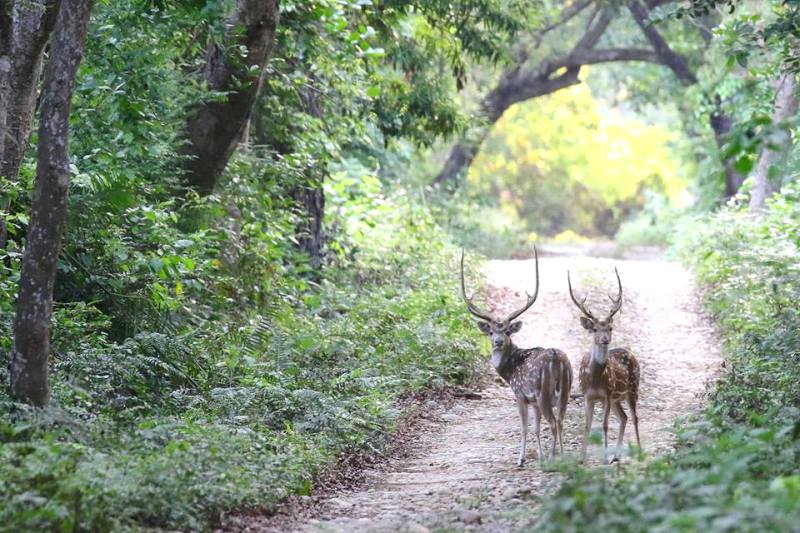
[0,157,485,530]
[533,188,800,531]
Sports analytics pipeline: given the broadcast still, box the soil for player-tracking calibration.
[232,252,721,532]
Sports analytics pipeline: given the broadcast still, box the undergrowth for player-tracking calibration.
[0,160,484,531]
[532,187,800,532]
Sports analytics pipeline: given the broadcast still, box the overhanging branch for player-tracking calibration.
[628,0,698,84]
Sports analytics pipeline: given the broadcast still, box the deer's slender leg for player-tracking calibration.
[517,398,529,467]
[628,395,641,448]
[602,397,611,449]
[531,404,544,462]
[548,413,559,458]
[582,397,595,459]
[558,385,568,454]
[612,401,627,449]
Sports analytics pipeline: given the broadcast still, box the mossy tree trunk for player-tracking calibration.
[0,1,59,250]
[180,0,280,196]
[11,0,94,406]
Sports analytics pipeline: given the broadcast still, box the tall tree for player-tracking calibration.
[433,4,661,185]
[749,72,798,210]
[626,0,744,197]
[10,0,94,406]
[0,2,11,184]
[0,0,59,249]
[180,0,279,196]
[433,0,746,197]
[291,83,325,270]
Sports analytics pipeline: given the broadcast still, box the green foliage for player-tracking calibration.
[262,0,538,155]
[0,158,484,530]
[7,0,800,529]
[675,1,800,72]
[0,0,509,524]
[536,412,800,532]
[467,85,691,238]
[679,188,800,417]
[533,188,800,531]
[614,192,688,248]
[434,190,529,259]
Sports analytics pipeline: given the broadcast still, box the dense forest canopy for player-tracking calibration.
[1,0,799,530]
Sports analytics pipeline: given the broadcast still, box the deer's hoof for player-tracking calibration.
[603,453,620,465]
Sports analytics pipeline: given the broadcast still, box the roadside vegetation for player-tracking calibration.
[536,187,800,531]
[532,1,800,527]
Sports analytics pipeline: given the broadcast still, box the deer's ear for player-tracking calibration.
[579,316,595,331]
[508,321,523,334]
[477,321,492,335]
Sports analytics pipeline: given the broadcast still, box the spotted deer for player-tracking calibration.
[567,268,641,460]
[460,248,572,466]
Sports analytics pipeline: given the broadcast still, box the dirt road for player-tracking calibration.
[255,254,721,532]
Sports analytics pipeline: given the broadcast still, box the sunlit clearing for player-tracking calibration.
[468,84,692,238]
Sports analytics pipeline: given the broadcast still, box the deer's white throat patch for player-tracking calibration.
[591,344,609,365]
[490,349,504,371]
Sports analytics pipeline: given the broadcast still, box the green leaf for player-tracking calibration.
[734,156,754,174]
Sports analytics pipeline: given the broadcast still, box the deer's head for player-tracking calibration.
[567,268,623,363]
[460,247,539,353]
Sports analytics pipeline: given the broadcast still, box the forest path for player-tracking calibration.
[263,253,721,532]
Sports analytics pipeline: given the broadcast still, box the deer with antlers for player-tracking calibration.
[460,248,572,466]
[568,268,641,461]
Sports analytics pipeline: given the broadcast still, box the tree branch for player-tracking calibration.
[575,7,613,50]
[535,0,594,46]
[558,48,660,72]
[628,0,697,84]
[433,6,658,186]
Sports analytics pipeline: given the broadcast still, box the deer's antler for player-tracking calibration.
[605,267,623,320]
[567,270,598,321]
[568,267,623,321]
[460,249,495,322]
[503,245,540,324]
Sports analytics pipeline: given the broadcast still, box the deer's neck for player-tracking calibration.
[491,343,525,381]
[589,343,609,372]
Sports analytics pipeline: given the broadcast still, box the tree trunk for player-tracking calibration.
[0,1,11,184]
[431,7,666,187]
[749,73,798,210]
[11,0,94,406]
[180,0,279,196]
[628,0,744,198]
[291,84,325,270]
[432,141,484,187]
[708,97,745,197]
[292,180,324,270]
[0,0,59,249]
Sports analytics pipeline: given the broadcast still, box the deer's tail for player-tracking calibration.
[542,351,571,422]
[558,354,572,419]
[539,351,558,423]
